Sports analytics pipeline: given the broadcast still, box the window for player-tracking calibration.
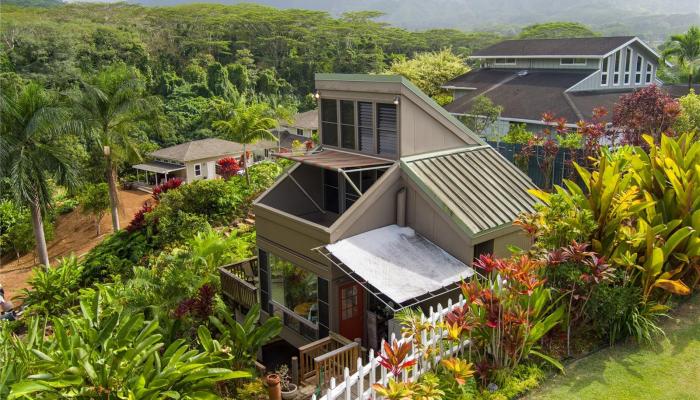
[560,58,586,65]
[600,56,609,85]
[343,170,379,210]
[321,99,338,146]
[358,101,374,152]
[635,55,643,84]
[494,58,516,65]
[613,50,621,85]
[296,128,304,136]
[268,253,318,324]
[376,103,397,155]
[340,100,356,149]
[194,163,201,176]
[624,48,632,84]
[323,169,339,213]
[341,285,359,320]
[645,62,653,83]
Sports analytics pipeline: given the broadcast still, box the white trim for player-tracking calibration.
[441,85,478,90]
[193,163,202,177]
[600,56,609,86]
[645,61,653,84]
[470,54,610,59]
[448,113,578,128]
[612,50,621,86]
[565,69,599,92]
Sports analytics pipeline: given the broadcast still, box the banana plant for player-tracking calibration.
[7,286,249,400]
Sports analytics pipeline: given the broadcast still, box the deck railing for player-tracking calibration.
[218,257,259,309]
[299,332,357,386]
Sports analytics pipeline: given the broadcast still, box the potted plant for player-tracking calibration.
[291,139,304,155]
[276,364,298,399]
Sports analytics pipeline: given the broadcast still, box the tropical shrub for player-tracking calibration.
[77,183,110,236]
[152,177,183,201]
[209,303,282,371]
[502,123,534,145]
[455,255,565,383]
[21,255,83,316]
[612,85,681,145]
[80,230,152,285]
[216,157,241,180]
[0,199,54,261]
[4,287,249,399]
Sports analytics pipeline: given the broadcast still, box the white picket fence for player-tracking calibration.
[311,295,469,400]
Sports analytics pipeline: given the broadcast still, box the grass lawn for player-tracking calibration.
[527,294,700,400]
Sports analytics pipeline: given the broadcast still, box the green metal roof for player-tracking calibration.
[315,73,485,146]
[401,145,539,238]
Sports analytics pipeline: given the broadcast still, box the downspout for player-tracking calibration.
[396,187,406,227]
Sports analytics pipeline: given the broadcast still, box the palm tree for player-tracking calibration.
[72,65,152,232]
[0,82,79,267]
[663,26,700,89]
[212,101,277,185]
[267,96,297,153]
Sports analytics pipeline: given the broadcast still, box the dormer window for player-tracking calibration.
[320,98,397,157]
[494,58,516,65]
[560,58,586,65]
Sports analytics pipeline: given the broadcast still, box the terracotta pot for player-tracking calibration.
[265,374,282,400]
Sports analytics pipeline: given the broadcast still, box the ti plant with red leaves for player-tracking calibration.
[378,338,417,377]
[216,157,241,180]
[152,177,183,201]
[456,254,565,382]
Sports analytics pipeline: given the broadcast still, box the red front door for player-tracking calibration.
[338,281,364,341]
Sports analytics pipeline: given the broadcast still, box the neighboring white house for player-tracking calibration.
[278,109,318,138]
[132,138,276,187]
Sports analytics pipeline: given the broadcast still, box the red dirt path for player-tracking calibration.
[0,189,151,301]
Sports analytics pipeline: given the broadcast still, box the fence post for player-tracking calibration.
[369,348,377,400]
[291,356,299,386]
[343,368,351,400]
[357,357,364,398]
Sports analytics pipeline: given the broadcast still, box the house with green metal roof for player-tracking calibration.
[219,73,538,380]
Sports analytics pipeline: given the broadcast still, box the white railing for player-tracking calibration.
[312,295,469,400]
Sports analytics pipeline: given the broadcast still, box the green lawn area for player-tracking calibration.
[527,294,700,400]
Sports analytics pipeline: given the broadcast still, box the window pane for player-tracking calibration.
[341,123,355,149]
[321,99,337,122]
[269,254,318,323]
[322,122,338,146]
[324,169,338,186]
[340,100,355,124]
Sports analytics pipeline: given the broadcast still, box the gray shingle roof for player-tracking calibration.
[401,146,539,237]
[472,36,635,57]
[283,109,318,130]
[149,138,277,162]
[444,69,596,122]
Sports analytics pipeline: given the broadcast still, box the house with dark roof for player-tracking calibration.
[219,74,538,370]
[443,36,671,135]
[131,138,278,187]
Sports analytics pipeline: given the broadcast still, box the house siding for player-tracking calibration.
[482,58,599,70]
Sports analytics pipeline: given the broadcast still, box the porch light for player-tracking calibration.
[313,90,320,99]
[393,96,400,105]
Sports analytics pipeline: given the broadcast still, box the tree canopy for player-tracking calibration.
[518,22,599,39]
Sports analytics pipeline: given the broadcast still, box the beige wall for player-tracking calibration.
[184,156,226,183]
[315,78,480,160]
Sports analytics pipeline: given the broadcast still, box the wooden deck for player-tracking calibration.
[219,257,259,309]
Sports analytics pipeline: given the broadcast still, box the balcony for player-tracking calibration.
[218,257,259,309]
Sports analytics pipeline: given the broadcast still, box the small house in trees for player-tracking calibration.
[131,138,276,187]
[219,74,539,379]
[443,36,672,136]
[278,109,318,138]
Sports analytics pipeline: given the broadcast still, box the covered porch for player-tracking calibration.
[131,161,186,190]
